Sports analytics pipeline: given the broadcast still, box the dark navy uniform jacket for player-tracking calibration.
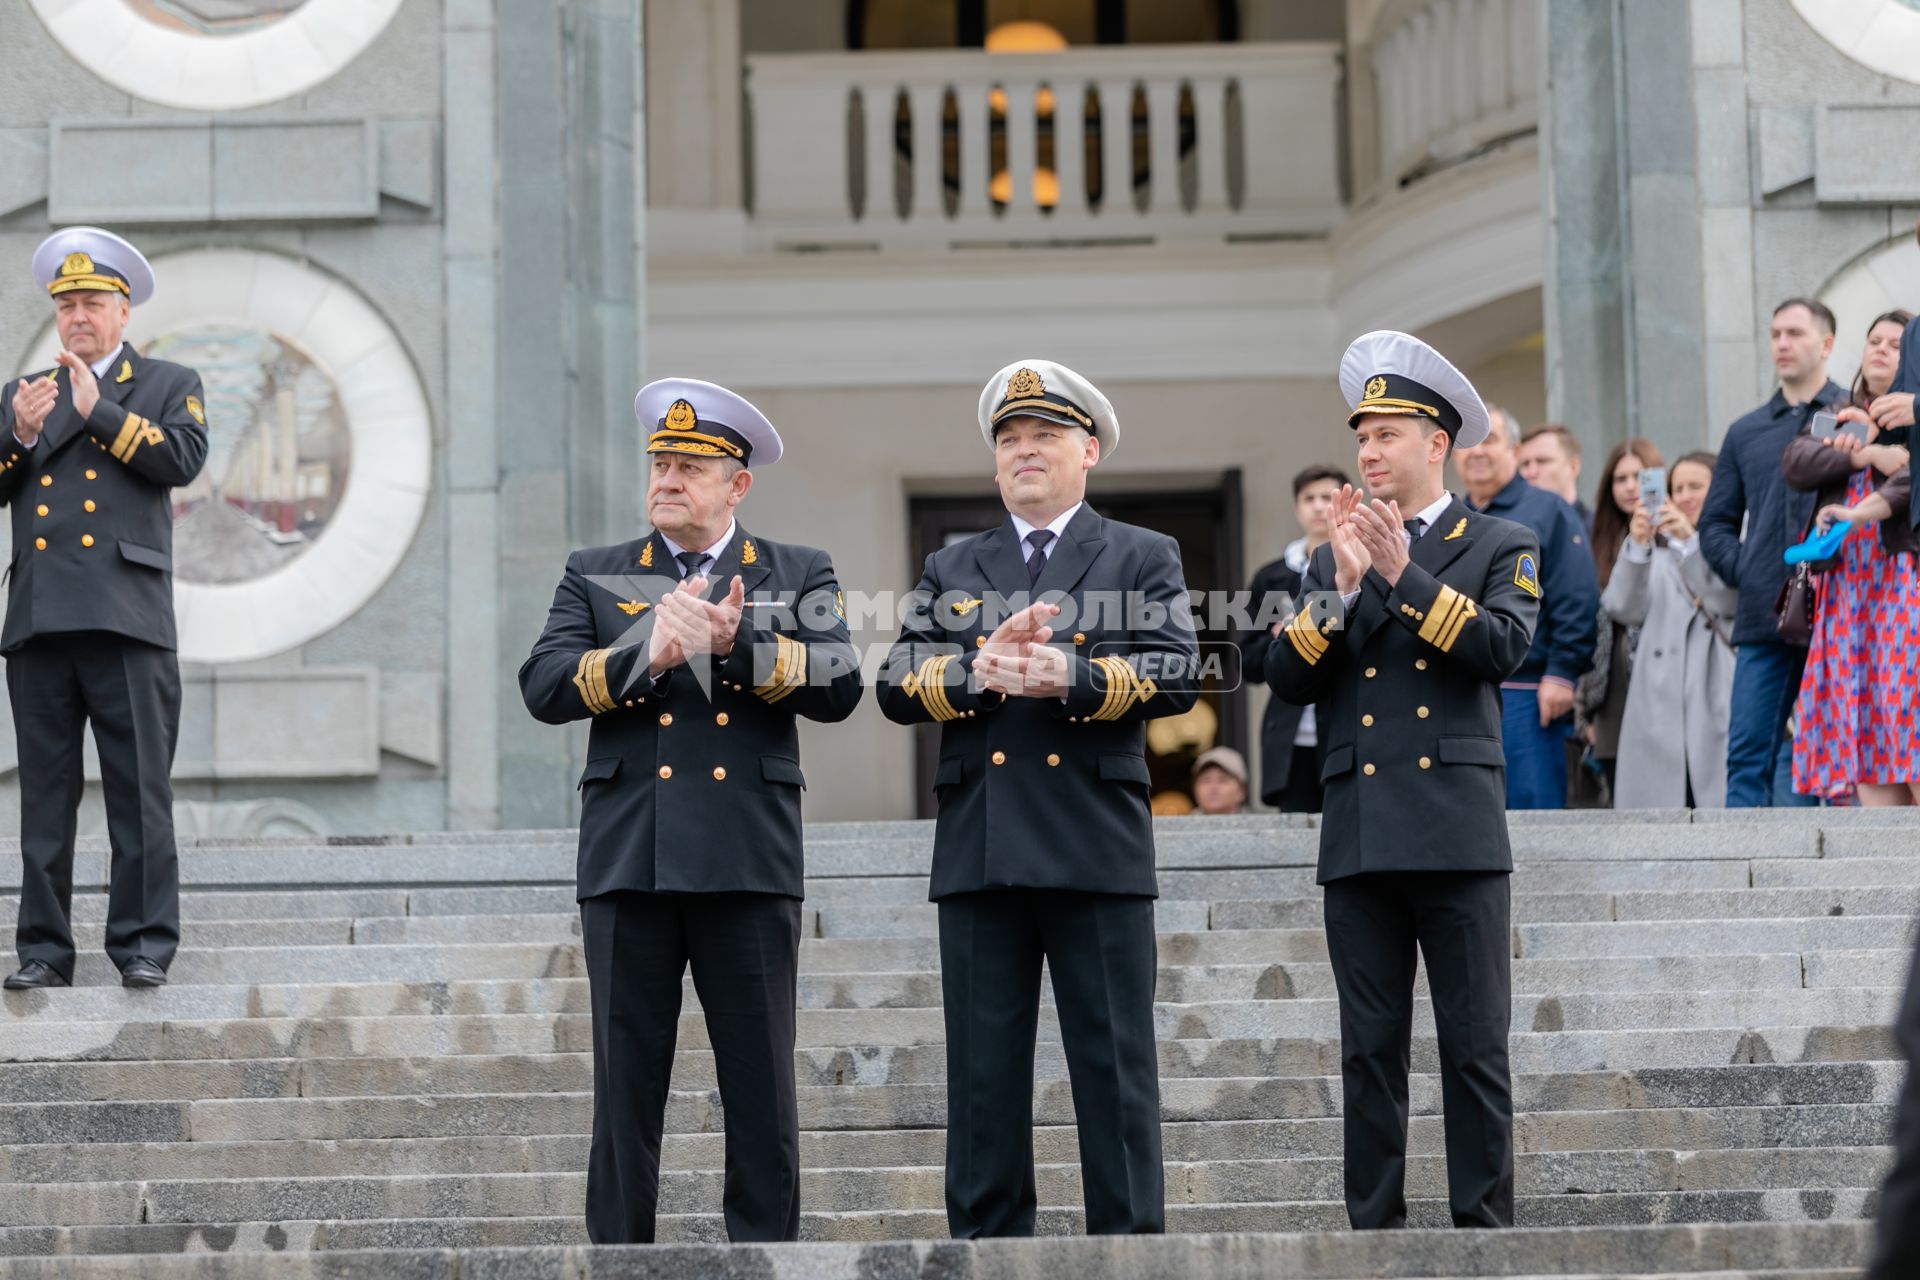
[520,526,864,901]
[1267,496,1540,883]
[0,342,208,651]
[1467,473,1596,687]
[877,504,1198,900]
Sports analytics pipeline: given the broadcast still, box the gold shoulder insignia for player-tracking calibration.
[116,360,133,385]
[1513,552,1541,599]
[184,394,204,424]
[951,597,985,617]
[1365,375,1387,400]
[638,542,653,568]
[617,600,648,616]
[741,539,757,565]
[1444,517,1467,541]
[834,589,847,624]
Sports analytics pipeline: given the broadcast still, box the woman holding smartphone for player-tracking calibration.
[1604,453,1737,808]
[1784,309,1918,805]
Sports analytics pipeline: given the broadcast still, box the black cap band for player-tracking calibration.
[1348,372,1462,434]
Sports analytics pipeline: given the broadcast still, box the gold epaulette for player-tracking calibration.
[755,634,807,705]
[900,653,960,722]
[1089,655,1157,722]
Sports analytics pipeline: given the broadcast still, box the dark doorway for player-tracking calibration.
[903,472,1244,817]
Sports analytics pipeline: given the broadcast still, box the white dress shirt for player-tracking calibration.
[659,519,737,577]
[1010,502,1082,566]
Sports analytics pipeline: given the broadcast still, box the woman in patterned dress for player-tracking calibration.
[1784,310,1918,804]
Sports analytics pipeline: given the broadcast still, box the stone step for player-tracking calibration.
[3,1102,1891,1183]
[4,1146,1893,1228]
[21,884,1920,952]
[0,1219,1873,1274]
[0,1190,1878,1254]
[1515,916,1916,959]
[1,1061,1893,1145]
[8,960,1904,1030]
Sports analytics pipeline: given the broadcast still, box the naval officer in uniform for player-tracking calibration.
[1,227,209,992]
[1267,331,1541,1230]
[520,378,864,1243]
[878,359,1198,1237]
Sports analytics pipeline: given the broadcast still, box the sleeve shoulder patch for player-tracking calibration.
[185,395,205,426]
[1513,552,1541,598]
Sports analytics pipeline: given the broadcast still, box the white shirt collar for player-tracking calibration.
[89,342,124,381]
[1009,502,1082,554]
[1283,536,1313,574]
[658,518,736,568]
[1409,491,1455,536]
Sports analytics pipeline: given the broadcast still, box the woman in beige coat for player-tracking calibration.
[1604,452,1738,809]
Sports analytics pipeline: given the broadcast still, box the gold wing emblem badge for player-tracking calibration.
[616,600,649,616]
[951,597,985,617]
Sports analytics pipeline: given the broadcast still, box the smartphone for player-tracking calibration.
[1811,410,1840,439]
[1638,466,1666,522]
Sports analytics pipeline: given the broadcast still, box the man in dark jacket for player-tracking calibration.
[520,377,864,1244]
[1240,464,1347,810]
[1698,298,1846,807]
[1268,330,1540,1229]
[1,227,210,992]
[1456,406,1598,809]
[878,358,1198,1238]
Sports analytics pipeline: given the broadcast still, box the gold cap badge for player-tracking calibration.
[1365,376,1387,400]
[61,252,94,278]
[1004,367,1045,401]
[664,399,697,431]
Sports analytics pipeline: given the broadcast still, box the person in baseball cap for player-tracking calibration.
[1190,745,1250,815]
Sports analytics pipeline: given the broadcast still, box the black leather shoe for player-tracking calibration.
[120,957,167,988]
[4,961,70,990]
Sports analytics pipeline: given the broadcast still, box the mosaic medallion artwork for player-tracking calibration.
[124,0,308,34]
[145,323,351,587]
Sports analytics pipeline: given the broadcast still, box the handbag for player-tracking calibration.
[1773,562,1815,646]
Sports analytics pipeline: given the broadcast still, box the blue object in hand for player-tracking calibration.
[1783,520,1856,565]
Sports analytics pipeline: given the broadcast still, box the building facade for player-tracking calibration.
[0,0,1909,833]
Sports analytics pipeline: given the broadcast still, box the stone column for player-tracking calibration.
[1544,0,1730,463]
[493,0,649,829]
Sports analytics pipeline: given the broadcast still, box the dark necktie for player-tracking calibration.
[1404,517,1426,542]
[675,550,711,580]
[1024,529,1055,585]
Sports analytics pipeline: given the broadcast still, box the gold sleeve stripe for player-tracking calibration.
[572,648,615,715]
[1284,610,1328,665]
[1090,656,1156,722]
[111,414,165,464]
[1417,587,1467,648]
[110,413,142,461]
[1436,594,1479,653]
[757,635,809,705]
[901,654,960,722]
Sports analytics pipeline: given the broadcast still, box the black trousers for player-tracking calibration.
[579,889,802,1244]
[7,633,181,980]
[1277,745,1325,814]
[938,888,1164,1238]
[1323,870,1514,1230]
[1869,931,1920,1279]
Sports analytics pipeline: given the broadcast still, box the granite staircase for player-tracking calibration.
[0,809,1910,1278]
